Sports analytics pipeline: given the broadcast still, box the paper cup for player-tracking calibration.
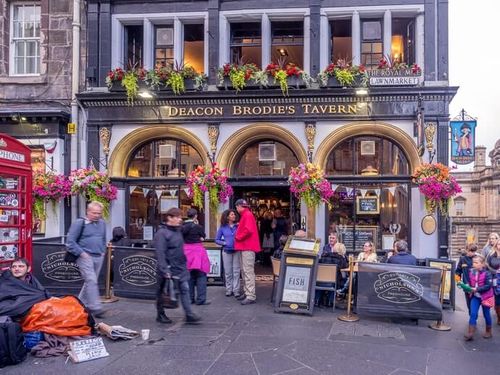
[141,329,150,340]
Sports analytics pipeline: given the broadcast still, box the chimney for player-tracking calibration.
[474,145,486,170]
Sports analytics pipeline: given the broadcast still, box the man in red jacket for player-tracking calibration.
[234,199,261,305]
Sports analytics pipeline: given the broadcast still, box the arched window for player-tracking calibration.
[325,136,411,255]
[232,140,299,177]
[127,139,203,177]
[125,138,204,240]
[325,136,409,176]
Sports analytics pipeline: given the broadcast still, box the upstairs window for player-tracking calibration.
[10,3,41,75]
[361,20,383,68]
[124,25,143,67]
[230,22,261,67]
[330,19,352,63]
[155,26,174,67]
[391,18,415,65]
[184,24,204,73]
[271,21,303,67]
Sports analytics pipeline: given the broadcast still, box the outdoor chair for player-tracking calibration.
[315,264,338,312]
[270,257,281,302]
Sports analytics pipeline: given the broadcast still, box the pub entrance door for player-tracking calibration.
[232,185,299,277]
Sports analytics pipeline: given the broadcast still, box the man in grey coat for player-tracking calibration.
[66,201,107,317]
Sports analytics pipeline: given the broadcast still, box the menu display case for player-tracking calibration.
[0,134,32,267]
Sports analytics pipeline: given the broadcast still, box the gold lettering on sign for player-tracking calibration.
[301,104,357,115]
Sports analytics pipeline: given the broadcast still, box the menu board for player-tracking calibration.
[356,196,379,214]
[281,266,311,304]
[341,226,378,252]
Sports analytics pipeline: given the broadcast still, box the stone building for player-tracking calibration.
[450,142,500,255]
[76,0,456,259]
[0,1,84,235]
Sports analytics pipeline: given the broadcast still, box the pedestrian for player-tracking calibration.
[66,201,107,318]
[272,209,288,252]
[387,240,417,265]
[481,232,499,257]
[455,244,477,313]
[215,209,241,298]
[463,255,494,340]
[153,207,201,324]
[485,239,500,325]
[234,199,261,305]
[110,226,132,247]
[182,208,211,305]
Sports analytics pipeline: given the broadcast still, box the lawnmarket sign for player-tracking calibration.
[368,69,421,86]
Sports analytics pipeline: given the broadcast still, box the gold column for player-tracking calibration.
[305,122,316,162]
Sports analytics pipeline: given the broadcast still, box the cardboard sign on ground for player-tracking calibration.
[68,337,109,363]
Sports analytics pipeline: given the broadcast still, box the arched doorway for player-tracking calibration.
[109,126,209,242]
[217,123,307,263]
[315,123,421,256]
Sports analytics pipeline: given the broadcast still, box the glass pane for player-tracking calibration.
[156,27,173,46]
[231,45,261,68]
[15,41,25,58]
[332,18,352,64]
[24,5,35,22]
[271,44,303,68]
[156,49,166,59]
[373,43,382,53]
[13,5,21,21]
[231,22,261,42]
[34,21,40,37]
[26,57,37,74]
[125,25,143,67]
[184,24,204,73]
[13,20,22,38]
[363,21,382,40]
[15,57,25,75]
[233,141,299,177]
[26,41,37,57]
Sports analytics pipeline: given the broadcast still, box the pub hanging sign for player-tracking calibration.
[450,120,477,165]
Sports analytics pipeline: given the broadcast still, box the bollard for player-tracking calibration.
[429,268,451,331]
[338,255,359,322]
[101,242,119,303]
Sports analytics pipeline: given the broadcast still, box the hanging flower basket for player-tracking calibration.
[186,164,233,211]
[412,163,462,216]
[69,167,118,219]
[288,163,334,208]
[32,170,72,220]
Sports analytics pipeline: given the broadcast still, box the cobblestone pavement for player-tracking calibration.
[3,283,499,375]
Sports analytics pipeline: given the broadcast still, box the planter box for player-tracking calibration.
[320,75,365,88]
[216,77,261,90]
[108,80,148,92]
[160,78,202,92]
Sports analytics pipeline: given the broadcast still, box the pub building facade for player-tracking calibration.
[78,0,456,259]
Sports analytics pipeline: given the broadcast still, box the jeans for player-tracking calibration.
[222,251,241,295]
[76,253,104,312]
[156,277,193,317]
[240,251,256,300]
[189,270,207,304]
[469,296,492,326]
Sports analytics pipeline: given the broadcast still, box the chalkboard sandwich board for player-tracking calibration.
[356,196,379,215]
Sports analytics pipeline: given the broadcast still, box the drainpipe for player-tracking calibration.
[71,0,81,221]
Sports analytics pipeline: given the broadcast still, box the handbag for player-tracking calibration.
[64,219,85,263]
[161,278,179,309]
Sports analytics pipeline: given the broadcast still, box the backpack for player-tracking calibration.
[0,321,27,368]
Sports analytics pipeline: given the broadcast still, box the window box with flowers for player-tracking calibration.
[317,59,368,88]
[265,61,312,96]
[412,163,462,216]
[147,64,207,94]
[69,167,118,219]
[186,164,233,212]
[288,163,334,209]
[106,67,148,104]
[217,62,261,92]
[367,57,422,86]
[32,170,72,220]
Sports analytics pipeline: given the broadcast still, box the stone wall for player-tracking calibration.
[0,0,80,104]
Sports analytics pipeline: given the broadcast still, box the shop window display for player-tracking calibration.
[326,136,411,255]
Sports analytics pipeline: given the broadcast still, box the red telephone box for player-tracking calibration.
[0,134,32,267]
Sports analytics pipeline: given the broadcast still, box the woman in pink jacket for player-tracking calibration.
[234,199,261,305]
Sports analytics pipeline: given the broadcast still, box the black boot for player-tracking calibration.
[156,310,173,324]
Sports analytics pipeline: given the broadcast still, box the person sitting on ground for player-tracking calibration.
[0,258,49,319]
[315,242,348,307]
[387,240,417,265]
[182,208,211,306]
[455,244,477,313]
[357,241,378,263]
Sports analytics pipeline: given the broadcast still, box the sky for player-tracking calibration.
[449,0,500,169]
